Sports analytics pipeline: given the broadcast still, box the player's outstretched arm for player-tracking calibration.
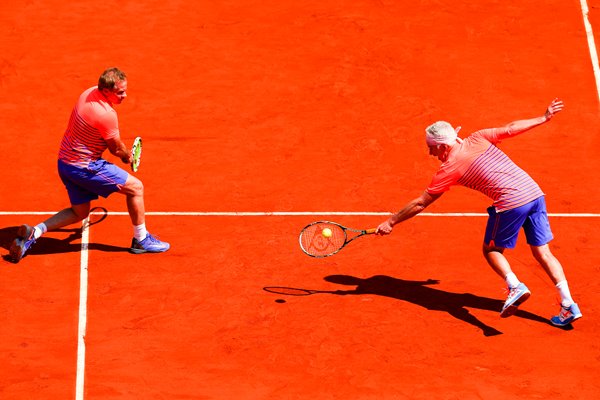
[376,191,442,235]
[505,98,564,136]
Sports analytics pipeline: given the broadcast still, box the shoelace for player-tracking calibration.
[145,234,161,243]
[21,228,36,246]
[144,234,168,246]
[551,301,571,320]
[503,287,518,300]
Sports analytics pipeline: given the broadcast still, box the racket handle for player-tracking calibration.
[366,228,377,234]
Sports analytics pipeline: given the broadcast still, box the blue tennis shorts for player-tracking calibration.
[58,159,128,205]
[484,196,554,249]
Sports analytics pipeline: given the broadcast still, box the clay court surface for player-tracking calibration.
[1,1,600,399]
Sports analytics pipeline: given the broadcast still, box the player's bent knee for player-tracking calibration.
[530,244,553,262]
[482,243,505,255]
[72,203,91,220]
[121,175,144,196]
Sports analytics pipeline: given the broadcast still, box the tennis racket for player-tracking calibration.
[130,136,142,172]
[298,220,376,258]
[85,206,108,228]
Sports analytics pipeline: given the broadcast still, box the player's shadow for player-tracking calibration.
[0,225,129,263]
[323,274,553,336]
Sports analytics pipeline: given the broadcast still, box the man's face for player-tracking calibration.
[102,80,127,105]
[428,144,449,162]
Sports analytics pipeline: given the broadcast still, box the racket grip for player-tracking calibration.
[366,228,377,234]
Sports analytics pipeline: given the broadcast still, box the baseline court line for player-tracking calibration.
[0,211,599,217]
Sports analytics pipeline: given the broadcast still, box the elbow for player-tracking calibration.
[413,200,429,214]
[415,203,427,214]
[415,192,438,213]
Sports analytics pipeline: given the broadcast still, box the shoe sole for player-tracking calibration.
[500,291,531,318]
[129,247,170,254]
[9,238,26,263]
[9,225,34,263]
[129,248,147,254]
[17,224,33,239]
[551,313,583,327]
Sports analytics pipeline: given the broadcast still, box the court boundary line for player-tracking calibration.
[580,0,600,101]
[0,211,599,217]
[75,217,90,400]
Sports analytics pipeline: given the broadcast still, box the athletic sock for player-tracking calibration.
[33,223,47,239]
[556,280,574,307]
[134,223,148,241]
[505,272,520,289]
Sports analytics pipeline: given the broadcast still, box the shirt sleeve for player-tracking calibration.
[426,164,459,194]
[96,110,120,140]
[474,127,513,144]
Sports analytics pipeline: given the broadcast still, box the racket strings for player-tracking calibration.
[131,137,142,171]
[300,223,346,257]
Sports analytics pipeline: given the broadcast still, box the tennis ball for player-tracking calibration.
[322,228,332,238]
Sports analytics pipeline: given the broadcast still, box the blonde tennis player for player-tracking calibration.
[10,68,170,262]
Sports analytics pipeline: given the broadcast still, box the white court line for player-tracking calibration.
[580,0,600,102]
[75,217,90,400]
[0,211,599,217]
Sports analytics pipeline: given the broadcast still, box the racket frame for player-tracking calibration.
[298,220,376,258]
[131,136,143,172]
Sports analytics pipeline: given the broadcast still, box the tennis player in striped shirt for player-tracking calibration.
[376,99,582,327]
[10,68,170,262]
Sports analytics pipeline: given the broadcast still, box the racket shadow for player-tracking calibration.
[264,275,555,336]
[0,208,129,262]
[321,274,554,336]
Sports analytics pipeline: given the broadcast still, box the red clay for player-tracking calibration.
[1,1,599,399]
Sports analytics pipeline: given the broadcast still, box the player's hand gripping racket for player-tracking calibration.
[299,220,376,258]
[130,136,142,172]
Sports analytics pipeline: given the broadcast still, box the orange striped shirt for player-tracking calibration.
[426,128,544,212]
[58,86,120,167]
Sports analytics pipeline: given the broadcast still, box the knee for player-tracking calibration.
[482,243,504,257]
[124,176,144,196]
[531,245,553,264]
[72,205,91,220]
[132,179,144,195]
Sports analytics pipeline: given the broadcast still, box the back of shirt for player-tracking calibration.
[426,128,544,212]
[58,86,120,167]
